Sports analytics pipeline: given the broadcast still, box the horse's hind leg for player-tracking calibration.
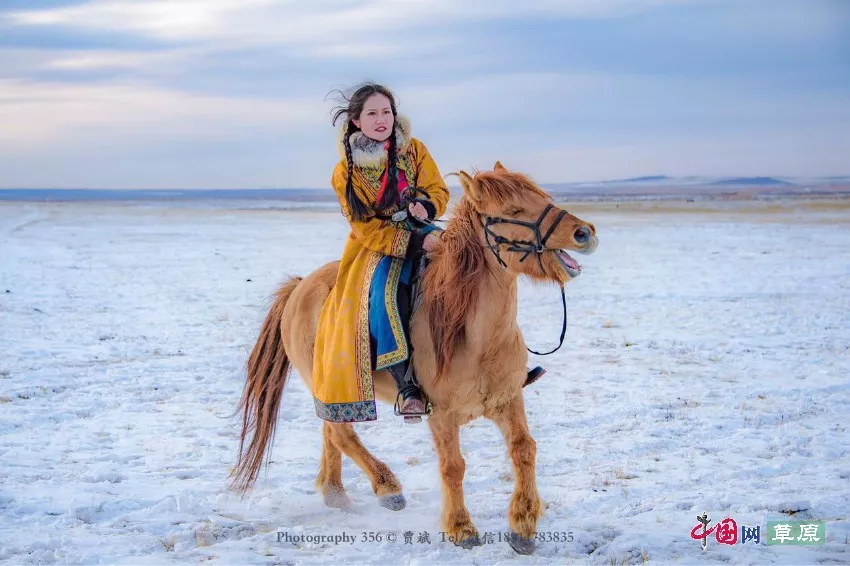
[316,422,351,508]
[326,422,406,510]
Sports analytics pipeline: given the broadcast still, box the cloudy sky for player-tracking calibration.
[1,0,848,189]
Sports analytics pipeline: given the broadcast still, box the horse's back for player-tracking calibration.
[280,260,339,389]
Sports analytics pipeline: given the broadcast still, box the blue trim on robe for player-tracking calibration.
[368,223,442,371]
[369,255,413,370]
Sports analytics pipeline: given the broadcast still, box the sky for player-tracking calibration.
[0,0,848,189]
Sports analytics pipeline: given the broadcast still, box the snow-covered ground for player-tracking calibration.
[1,198,848,565]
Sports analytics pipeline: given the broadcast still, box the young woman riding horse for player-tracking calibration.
[314,83,544,424]
[232,157,598,554]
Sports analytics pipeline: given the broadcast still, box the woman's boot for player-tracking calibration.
[524,366,546,387]
[388,362,428,423]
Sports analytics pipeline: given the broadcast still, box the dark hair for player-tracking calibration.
[329,82,400,222]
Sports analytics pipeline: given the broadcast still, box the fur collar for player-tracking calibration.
[337,115,412,169]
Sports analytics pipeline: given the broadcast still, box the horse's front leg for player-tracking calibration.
[428,410,482,549]
[493,393,545,555]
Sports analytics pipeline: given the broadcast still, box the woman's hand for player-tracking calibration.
[423,232,440,253]
[408,201,428,221]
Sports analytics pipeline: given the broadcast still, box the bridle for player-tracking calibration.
[479,203,569,356]
[480,203,567,273]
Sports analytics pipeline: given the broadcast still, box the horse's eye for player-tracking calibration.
[507,208,524,216]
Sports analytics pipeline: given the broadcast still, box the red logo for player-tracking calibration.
[691,517,738,545]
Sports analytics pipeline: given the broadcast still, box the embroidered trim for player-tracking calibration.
[353,166,380,200]
[375,257,409,369]
[356,252,382,398]
[397,153,417,187]
[390,229,410,258]
[313,397,377,423]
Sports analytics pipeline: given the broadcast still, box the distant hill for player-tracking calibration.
[807,176,850,183]
[541,175,850,201]
[610,175,670,183]
[708,177,795,187]
[542,175,850,191]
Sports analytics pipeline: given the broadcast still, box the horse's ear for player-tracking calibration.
[494,160,508,172]
[457,170,482,202]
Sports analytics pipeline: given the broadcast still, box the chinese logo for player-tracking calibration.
[690,513,825,549]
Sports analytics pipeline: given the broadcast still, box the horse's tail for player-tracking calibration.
[230,275,302,495]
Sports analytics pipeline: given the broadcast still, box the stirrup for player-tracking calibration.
[393,392,432,422]
[524,366,546,388]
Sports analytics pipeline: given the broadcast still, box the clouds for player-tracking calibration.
[1,0,701,69]
[0,78,322,147]
[5,0,696,41]
[0,0,848,188]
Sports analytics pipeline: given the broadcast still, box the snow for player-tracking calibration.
[1,198,848,565]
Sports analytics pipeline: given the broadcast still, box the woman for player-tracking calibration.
[311,83,450,425]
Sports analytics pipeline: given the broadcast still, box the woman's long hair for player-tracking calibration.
[329,82,400,222]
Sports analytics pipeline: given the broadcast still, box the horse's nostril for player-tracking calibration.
[575,227,589,244]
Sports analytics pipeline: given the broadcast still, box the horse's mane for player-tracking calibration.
[424,169,549,379]
[423,197,486,380]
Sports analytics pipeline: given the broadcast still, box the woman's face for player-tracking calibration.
[352,93,394,142]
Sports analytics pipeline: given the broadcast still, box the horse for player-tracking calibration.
[230,161,598,555]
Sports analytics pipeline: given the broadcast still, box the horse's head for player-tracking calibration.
[457,161,598,285]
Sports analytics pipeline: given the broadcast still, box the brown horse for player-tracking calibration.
[231,161,598,554]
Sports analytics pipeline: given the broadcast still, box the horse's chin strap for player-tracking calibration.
[478,204,569,356]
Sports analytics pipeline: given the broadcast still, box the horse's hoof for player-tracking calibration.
[507,531,536,555]
[322,487,351,509]
[458,535,483,550]
[378,493,406,511]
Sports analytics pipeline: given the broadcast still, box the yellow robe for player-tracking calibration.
[313,125,449,422]
[312,125,450,422]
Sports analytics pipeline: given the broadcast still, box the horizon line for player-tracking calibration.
[3,174,850,192]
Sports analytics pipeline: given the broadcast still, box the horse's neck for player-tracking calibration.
[468,236,520,345]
